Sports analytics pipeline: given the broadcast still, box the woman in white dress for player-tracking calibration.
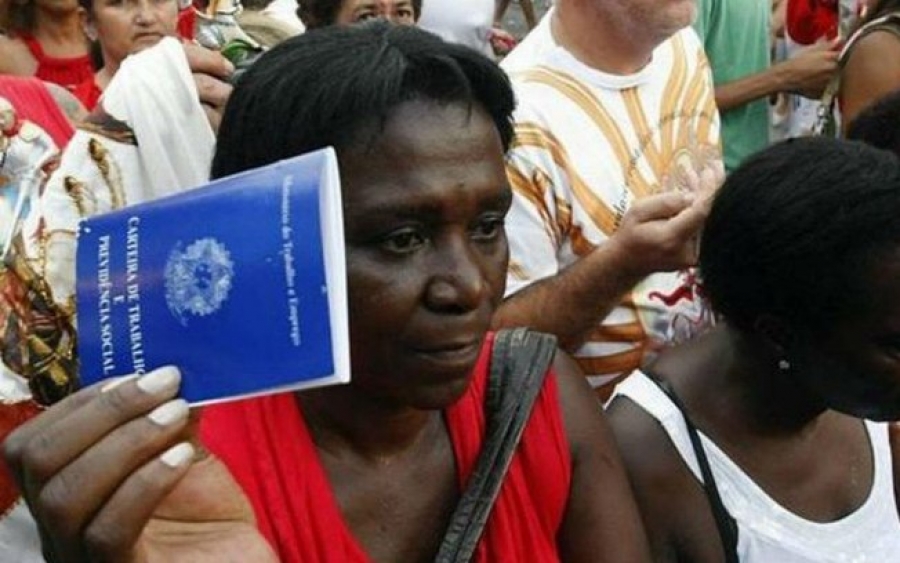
[608,137,900,563]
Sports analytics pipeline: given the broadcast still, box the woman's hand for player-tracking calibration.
[489,27,517,58]
[183,43,235,133]
[3,366,275,562]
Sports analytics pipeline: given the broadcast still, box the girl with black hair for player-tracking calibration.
[609,137,900,563]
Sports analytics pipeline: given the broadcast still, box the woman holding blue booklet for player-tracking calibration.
[3,23,653,563]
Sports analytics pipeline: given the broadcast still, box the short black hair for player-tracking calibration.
[297,0,422,29]
[845,88,900,157]
[699,137,900,331]
[211,22,515,179]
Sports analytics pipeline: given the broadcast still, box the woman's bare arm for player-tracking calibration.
[553,353,652,563]
[841,30,900,132]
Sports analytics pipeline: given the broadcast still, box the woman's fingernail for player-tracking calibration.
[147,399,189,427]
[137,366,181,395]
[101,374,139,393]
[160,442,194,468]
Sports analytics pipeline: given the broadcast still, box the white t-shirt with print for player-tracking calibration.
[502,11,721,394]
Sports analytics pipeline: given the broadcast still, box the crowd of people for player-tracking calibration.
[1,0,900,561]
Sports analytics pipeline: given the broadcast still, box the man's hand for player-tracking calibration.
[3,367,275,562]
[493,155,722,351]
[183,43,234,133]
[608,159,723,279]
[777,39,840,99]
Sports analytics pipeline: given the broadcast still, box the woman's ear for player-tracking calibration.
[80,8,97,41]
[752,314,796,359]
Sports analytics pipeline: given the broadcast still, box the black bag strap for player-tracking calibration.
[654,379,740,563]
[435,328,557,563]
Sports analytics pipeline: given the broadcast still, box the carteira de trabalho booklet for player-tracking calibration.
[75,147,350,405]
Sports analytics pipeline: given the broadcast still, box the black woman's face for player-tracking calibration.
[339,99,510,410]
[791,247,900,421]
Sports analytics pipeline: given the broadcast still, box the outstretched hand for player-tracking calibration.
[609,157,724,278]
[3,367,275,562]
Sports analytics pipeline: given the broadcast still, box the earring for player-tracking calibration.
[83,24,98,42]
[778,359,791,371]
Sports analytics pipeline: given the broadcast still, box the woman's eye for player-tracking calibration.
[398,8,413,18]
[471,217,504,241]
[381,229,426,254]
[355,11,377,22]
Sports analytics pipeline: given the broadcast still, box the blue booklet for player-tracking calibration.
[75,148,350,405]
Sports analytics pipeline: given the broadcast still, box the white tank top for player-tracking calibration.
[613,371,900,562]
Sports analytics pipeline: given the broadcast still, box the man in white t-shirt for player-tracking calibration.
[492,0,723,400]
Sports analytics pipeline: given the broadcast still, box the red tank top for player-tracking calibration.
[19,33,94,91]
[71,77,102,111]
[177,8,196,41]
[200,332,572,562]
[0,401,42,518]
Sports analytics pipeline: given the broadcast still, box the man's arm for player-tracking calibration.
[493,191,706,351]
[714,41,839,112]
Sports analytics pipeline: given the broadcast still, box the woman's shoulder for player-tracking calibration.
[843,15,900,69]
[606,378,694,486]
[840,22,900,125]
[846,23,900,61]
[606,379,725,563]
[0,36,35,74]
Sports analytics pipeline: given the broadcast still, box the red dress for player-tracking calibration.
[177,8,196,41]
[200,332,571,562]
[19,33,94,91]
[71,77,102,111]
